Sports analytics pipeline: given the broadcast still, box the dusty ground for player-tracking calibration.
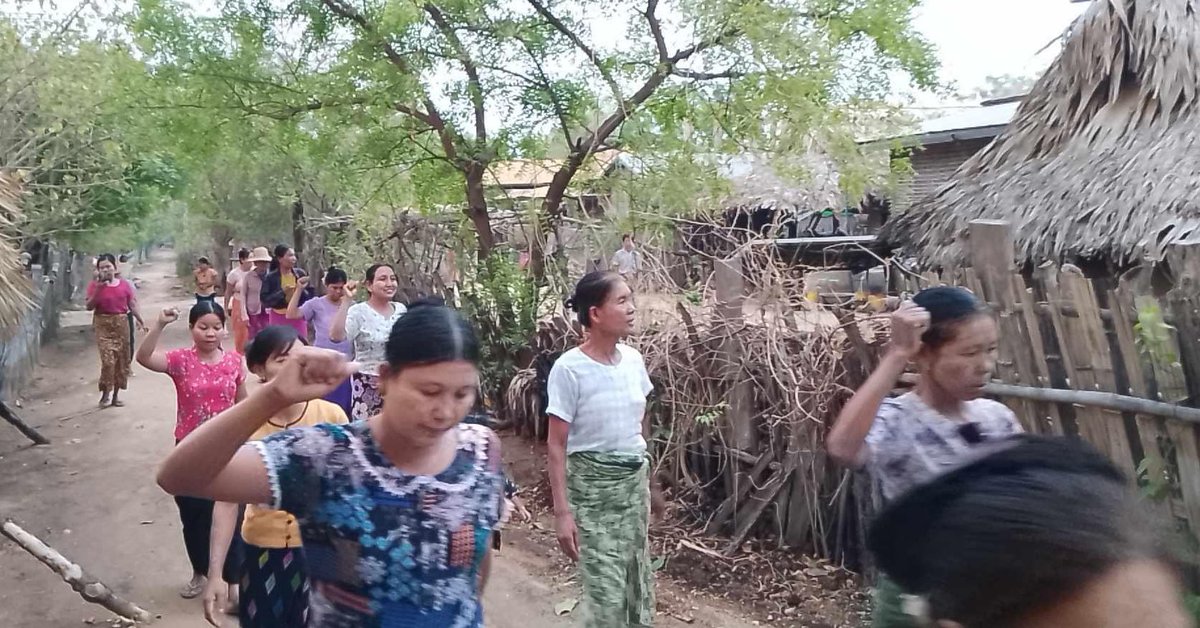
[0,250,761,628]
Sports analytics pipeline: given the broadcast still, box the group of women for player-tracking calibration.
[87,237,1196,628]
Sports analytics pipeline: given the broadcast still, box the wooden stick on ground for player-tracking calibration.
[0,520,152,623]
[0,400,48,445]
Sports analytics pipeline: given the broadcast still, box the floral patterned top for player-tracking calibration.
[254,421,504,628]
[861,392,1023,502]
[166,348,245,441]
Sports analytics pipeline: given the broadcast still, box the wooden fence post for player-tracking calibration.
[1165,243,1200,533]
[967,220,1057,433]
[714,252,757,525]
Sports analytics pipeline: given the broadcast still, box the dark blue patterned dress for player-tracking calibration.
[254,421,504,627]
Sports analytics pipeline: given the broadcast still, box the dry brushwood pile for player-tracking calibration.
[506,219,894,573]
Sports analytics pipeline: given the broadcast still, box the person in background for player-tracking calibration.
[260,245,313,338]
[610,234,641,282]
[547,271,658,628]
[825,286,1023,627]
[194,257,219,304]
[224,248,253,353]
[86,254,146,408]
[116,253,139,367]
[156,301,505,627]
[241,247,272,341]
[329,263,405,421]
[869,435,1190,628]
[137,301,246,600]
[286,266,354,415]
[203,325,348,627]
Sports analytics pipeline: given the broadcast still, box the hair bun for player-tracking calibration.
[409,296,446,310]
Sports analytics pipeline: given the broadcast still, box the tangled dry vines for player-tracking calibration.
[507,215,891,567]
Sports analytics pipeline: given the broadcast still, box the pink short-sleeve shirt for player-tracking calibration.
[166,348,244,441]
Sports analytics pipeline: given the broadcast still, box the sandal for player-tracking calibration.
[110,399,125,408]
[98,395,110,408]
[179,575,206,599]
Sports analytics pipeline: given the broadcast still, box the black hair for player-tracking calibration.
[365,263,395,283]
[911,286,989,349]
[244,325,305,370]
[622,233,633,242]
[325,266,348,285]
[188,300,227,327]
[565,271,624,328]
[270,244,291,272]
[95,253,117,268]
[118,254,129,263]
[869,436,1163,627]
[237,248,250,261]
[384,298,479,369]
[197,256,211,265]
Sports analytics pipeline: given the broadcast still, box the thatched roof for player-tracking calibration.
[882,0,1200,269]
[0,170,35,337]
[484,149,629,199]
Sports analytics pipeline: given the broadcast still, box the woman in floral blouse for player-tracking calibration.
[157,299,505,627]
[138,300,247,600]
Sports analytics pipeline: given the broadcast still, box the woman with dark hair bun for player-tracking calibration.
[329,263,405,420]
[86,253,146,407]
[826,286,1023,627]
[260,245,314,337]
[137,300,246,601]
[157,299,505,627]
[203,325,348,628]
[870,435,1189,628]
[286,266,353,414]
[546,271,657,627]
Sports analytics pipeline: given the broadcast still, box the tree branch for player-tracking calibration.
[320,0,461,164]
[423,4,487,144]
[524,0,624,105]
[644,0,668,62]
[673,67,746,80]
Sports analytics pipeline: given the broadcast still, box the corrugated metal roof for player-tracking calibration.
[917,101,1020,136]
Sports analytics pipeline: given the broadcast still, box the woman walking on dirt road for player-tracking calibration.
[203,325,348,627]
[86,253,146,408]
[329,263,405,421]
[157,300,506,627]
[547,271,660,628]
[826,286,1023,628]
[224,248,253,353]
[240,247,272,341]
[286,266,354,415]
[137,301,246,600]
[260,244,314,338]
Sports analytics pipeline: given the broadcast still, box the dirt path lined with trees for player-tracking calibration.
[0,250,759,627]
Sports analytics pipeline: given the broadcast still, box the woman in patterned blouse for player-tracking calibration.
[157,299,505,628]
[826,286,1023,628]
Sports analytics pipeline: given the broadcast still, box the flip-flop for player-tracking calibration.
[110,400,125,408]
[179,576,206,599]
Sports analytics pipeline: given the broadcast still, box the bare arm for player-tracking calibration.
[285,277,308,320]
[547,417,580,561]
[128,290,145,330]
[825,351,909,467]
[136,314,173,373]
[239,274,250,321]
[84,281,100,311]
[329,297,352,343]
[223,274,237,312]
[208,501,237,583]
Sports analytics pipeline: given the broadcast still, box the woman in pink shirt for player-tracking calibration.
[86,254,146,408]
[137,300,246,600]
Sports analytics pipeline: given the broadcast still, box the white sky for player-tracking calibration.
[912,0,1087,102]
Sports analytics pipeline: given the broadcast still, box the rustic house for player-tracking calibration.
[887,98,1019,211]
[882,0,1200,272]
[483,148,634,218]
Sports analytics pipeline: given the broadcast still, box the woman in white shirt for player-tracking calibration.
[329,263,406,421]
[546,271,656,628]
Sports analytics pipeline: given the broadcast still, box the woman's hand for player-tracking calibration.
[555,512,580,562]
[158,307,180,327]
[136,320,149,334]
[888,301,930,359]
[263,346,357,406]
[202,577,229,627]
[298,276,311,289]
[344,279,359,294]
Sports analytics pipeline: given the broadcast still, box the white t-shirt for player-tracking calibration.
[546,345,653,454]
[612,248,639,275]
[345,301,407,375]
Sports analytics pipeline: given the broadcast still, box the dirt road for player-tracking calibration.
[0,250,758,627]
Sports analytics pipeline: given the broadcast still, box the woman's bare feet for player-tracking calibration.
[180,573,207,599]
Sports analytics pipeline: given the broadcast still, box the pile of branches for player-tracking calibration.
[505,216,891,566]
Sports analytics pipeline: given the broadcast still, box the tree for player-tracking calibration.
[129,0,937,273]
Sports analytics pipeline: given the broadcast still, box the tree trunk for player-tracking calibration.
[529,158,583,278]
[463,163,495,258]
[291,195,306,265]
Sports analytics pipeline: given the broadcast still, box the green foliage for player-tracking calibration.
[1134,301,1180,367]
[457,249,543,404]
